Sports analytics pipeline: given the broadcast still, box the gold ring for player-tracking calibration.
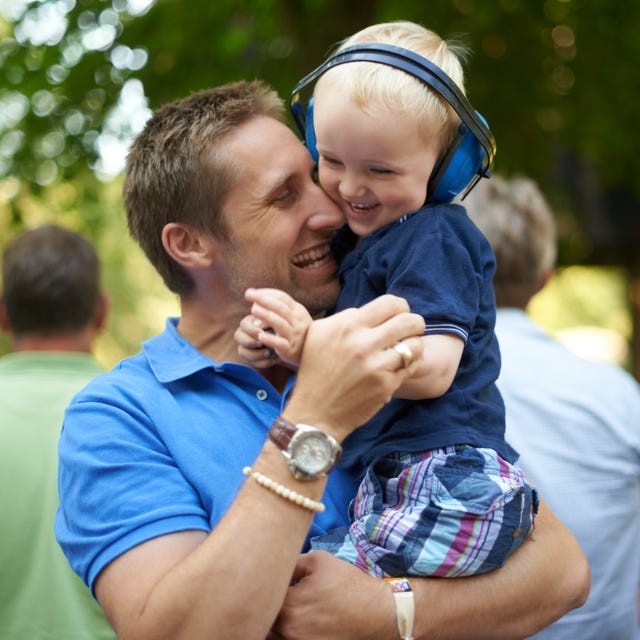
[393,342,413,369]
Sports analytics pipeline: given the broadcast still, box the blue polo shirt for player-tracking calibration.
[55,319,358,594]
[331,204,517,471]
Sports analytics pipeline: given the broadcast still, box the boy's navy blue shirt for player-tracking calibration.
[331,203,517,474]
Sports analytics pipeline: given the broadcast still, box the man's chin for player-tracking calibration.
[295,281,339,317]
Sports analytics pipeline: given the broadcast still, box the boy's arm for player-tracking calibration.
[396,333,464,400]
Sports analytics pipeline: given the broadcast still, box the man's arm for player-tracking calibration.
[93,296,425,640]
[274,499,590,640]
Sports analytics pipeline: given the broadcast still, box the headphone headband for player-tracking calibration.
[290,43,496,174]
[289,42,496,202]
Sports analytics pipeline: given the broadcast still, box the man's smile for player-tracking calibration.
[291,243,334,270]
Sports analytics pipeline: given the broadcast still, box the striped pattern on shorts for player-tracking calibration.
[311,445,537,578]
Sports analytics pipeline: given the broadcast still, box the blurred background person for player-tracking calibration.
[465,174,640,640]
[0,225,115,639]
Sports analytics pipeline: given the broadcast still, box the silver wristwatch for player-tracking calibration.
[268,416,342,481]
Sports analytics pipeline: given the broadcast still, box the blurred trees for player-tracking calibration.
[1,0,639,374]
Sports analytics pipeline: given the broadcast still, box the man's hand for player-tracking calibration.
[286,294,425,442]
[273,552,395,640]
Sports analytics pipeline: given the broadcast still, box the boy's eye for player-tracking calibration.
[371,167,393,175]
[321,155,342,166]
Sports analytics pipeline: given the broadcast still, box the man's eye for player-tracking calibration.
[274,190,293,203]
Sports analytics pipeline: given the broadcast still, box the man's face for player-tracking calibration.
[217,116,345,316]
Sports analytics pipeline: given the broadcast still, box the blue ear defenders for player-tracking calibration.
[290,43,496,204]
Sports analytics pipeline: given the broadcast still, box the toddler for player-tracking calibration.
[236,21,536,579]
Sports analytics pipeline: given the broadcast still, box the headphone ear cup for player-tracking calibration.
[428,112,489,204]
[305,97,319,162]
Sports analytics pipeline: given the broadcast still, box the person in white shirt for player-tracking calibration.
[466,173,640,640]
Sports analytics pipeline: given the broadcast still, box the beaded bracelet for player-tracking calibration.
[243,466,325,513]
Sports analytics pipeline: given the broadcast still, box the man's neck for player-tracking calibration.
[12,333,92,353]
[177,297,293,393]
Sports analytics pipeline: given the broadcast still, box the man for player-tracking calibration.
[0,225,114,639]
[55,81,589,640]
[466,174,640,639]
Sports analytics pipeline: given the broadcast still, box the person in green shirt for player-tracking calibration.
[0,224,115,639]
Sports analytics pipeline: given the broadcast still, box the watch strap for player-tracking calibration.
[268,415,297,451]
[385,578,414,640]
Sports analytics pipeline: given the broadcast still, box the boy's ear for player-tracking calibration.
[162,223,217,268]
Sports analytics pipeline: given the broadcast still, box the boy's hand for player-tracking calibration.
[234,313,281,369]
[243,288,313,368]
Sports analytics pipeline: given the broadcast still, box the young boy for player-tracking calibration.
[236,21,536,579]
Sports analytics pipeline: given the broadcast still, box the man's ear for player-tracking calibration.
[162,223,217,268]
[533,267,554,297]
[93,292,110,333]
[0,296,10,333]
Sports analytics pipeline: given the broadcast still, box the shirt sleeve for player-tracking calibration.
[55,385,211,595]
[383,215,485,342]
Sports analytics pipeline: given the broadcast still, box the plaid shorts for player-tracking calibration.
[311,445,537,578]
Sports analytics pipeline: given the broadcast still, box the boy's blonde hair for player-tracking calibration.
[317,21,469,150]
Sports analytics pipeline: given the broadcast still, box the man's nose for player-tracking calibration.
[305,188,345,230]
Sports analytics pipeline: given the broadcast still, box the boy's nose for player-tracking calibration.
[339,174,367,199]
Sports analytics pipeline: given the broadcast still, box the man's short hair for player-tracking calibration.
[123,80,284,295]
[2,225,100,336]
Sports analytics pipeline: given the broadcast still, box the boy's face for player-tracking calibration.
[313,81,441,238]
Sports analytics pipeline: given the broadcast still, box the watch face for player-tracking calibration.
[291,431,333,475]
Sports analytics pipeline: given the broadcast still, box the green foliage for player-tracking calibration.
[3,2,640,233]
[1,0,639,371]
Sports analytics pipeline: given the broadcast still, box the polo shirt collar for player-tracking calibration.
[143,317,222,383]
[143,318,297,402]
